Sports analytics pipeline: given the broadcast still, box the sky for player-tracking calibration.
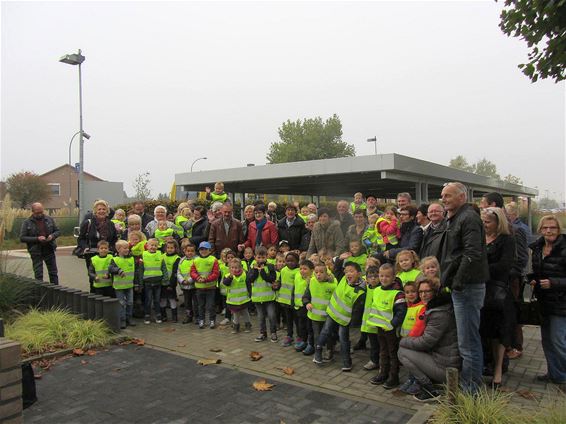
[1,0,565,202]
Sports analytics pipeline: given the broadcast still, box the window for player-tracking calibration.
[48,183,60,196]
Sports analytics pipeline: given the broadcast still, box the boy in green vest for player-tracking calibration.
[361,266,381,371]
[338,240,368,275]
[313,262,366,372]
[277,252,300,347]
[88,240,115,298]
[109,240,140,329]
[205,181,228,203]
[222,258,252,333]
[367,263,406,389]
[294,260,315,354]
[154,220,176,249]
[160,240,181,322]
[141,238,169,324]
[190,241,220,329]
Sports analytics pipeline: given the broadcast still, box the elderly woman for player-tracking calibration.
[244,204,279,249]
[530,215,566,391]
[77,200,118,293]
[480,207,517,389]
[120,214,144,240]
[241,205,255,240]
[307,208,345,257]
[398,278,460,402]
[145,205,182,238]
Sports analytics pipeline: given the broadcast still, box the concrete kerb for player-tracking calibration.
[141,342,420,417]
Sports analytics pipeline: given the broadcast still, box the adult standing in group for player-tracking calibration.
[144,206,182,238]
[244,204,279,249]
[277,205,306,251]
[529,215,566,392]
[208,203,244,257]
[345,209,368,244]
[384,205,423,262]
[336,200,354,239]
[241,205,255,241]
[267,202,279,223]
[307,208,345,257]
[419,203,446,260]
[132,201,154,229]
[20,202,60,284]
[77,200,119,293]
[121,214,145,240]
[365,194,382,216]
[189,205,209,247]
[397,192,412,209]
[439,182,489,394]
[300,214,317,252]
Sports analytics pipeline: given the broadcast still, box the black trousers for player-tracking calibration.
[31,247,59,284]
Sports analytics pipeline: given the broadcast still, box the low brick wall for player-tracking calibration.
[0,339,22,423]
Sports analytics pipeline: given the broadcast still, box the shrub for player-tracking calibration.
[0,273,35,318]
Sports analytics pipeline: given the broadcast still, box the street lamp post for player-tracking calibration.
[191,157,207,172]
[60,49,86,224]
[367,136,377,155]
[68,130,90,213]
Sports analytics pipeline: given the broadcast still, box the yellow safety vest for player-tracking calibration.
[401,303,425,337]
[361,285,378,334]
[307,277,337,322]
[210,192,228,203]
[277,266,298,306]
[194,255,218,289]
[177,257,194,290]
[251,264,276,303]
[397,269,422,287]
[225,272,250,306]
[142,251,164,279]
[163,254,179,286]
[293,274,310,310]
[326,279,365,326]
[344,254,368,274]
[350,202,367,213]
[154,228,174,246]
[91,254,113,288]
[112,256,136,290]
[131,240,145,257]
[375,217,398,245]
[367,287,401,331]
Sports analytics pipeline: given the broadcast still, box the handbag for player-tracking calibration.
[519,292,541,326]
[484,279,511,310]
[72,219,91,259]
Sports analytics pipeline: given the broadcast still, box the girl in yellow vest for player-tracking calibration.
[353,256,382,351]
[141,239,169,324]
[277,252,300,347]
[218,248,237,326]
[304,263,337,361]
[241,247,254,272]
[395,250,422,287]
[88,240,115,298]
[339,240,368,275]
[368,263,407,389]
[190,241,220,329]
[222,258,252,333]
[127,230,146,319]
[177,241,197,324]
[294,260,315,353]
[160,240,180,323]
[361,266,381,371]
[376,207,400,249]
[111,209,127,237]
[266,245,277,265]
[108,240,140,329]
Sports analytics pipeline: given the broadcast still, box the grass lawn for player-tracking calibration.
[0,235,77,251]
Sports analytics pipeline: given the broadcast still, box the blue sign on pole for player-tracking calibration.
[75,162,80,173]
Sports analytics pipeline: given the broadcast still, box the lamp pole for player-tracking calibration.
[68,130,91,214]
[191,157,207,172]
[367,136,377,155]
[60,49,86,224]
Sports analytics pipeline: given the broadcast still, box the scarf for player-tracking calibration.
[255,218,267,246]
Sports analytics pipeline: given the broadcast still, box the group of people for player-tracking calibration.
[19,180,566,400]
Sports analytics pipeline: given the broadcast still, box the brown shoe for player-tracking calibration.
[506,349,522,360]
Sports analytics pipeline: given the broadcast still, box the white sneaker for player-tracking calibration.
[156,319,163,324]
[363,360,378,371]
[220,318,230,326]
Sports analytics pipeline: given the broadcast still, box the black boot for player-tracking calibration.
[171,309,178,323]
[313,346,323,364]
[413,378,441,402]
[160,307,168,322]
[231,323,240,334]
[244,322,252,333]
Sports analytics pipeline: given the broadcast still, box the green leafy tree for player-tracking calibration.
[449,155,475,172]
[267,114,355,164]
[474,158,500,179]
[5,171,50,208]
[537,197,560,209]
[132,172,152,201]
[499,0,566,83]
[503,174,523,185]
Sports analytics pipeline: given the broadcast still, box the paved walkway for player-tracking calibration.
[24,344,412,424]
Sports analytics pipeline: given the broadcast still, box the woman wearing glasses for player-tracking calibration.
[529,215,566,392]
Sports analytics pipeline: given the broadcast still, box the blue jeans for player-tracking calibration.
[144,285,162,319]
[196,289,216,323]
[452,284,485,394]
[541,314,566,383]
[255,301,277,334]
[317,317,351,367]
[115,288,133,324]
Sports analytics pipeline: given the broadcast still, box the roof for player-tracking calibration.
[175,153,537,200]
[40,164,105,181]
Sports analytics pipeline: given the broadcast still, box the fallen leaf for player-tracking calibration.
[73,348,85,356]
[209,348,222,352]
[498,386,513,393]
[34,374,42,380]
[391,389,405,397]
[281,367,294,376]
[112,368,121,372]
[132,338,145,346]
[197,358,222,366]
[80,360,88,365]
[516,389,539,400]
[163,327,176,333]
[250,351,263,361]
[252,379,275,391]
[86,350,97,356]
[177,344,187,348]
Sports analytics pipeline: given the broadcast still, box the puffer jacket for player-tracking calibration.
[277,217,307,251]
[530,234,566,316]
[399,292,461,369]
[307,220,346,257]
[440,203,489,290]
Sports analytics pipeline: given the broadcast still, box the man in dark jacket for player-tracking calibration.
[440,182,489,395]
[277,205,306,251]
[132,201,154,230]
[419,203,447,260]
[19,202,60,284]
[208,203,244,257]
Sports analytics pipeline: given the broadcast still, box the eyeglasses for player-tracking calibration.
[541,226,559,231]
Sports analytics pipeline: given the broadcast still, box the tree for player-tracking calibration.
[266,114,355,164]
[499,0,566,83]
[132,172,152,201]
[503,174,523,185]
[473,158,500,180]
[448,156,524,183]
[537,197,560,210]
[449,155,475,173]
[5,171,50,208]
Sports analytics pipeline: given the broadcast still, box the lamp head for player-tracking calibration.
[82,132,91,140]
[59,53,85,65]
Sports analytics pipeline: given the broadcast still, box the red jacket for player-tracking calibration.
[245,220,279,249]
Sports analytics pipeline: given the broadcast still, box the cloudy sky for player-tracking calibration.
[1,0,564,201]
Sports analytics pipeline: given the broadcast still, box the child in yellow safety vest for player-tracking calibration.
[141,238,169,324]
[222,258,252,333]
[277,252,300,347]
[360,266,381,372]
[177,241,197,324]
[127,230,146,319]
[362,214,382,255]
[160,240,180,323]
[218,248,237,326]
[88,240,115,298]
[350,192,367,214]
[154,220,176,250]
[190,241,220,329]
[419,256,440,280]
[313,262,366,372]
[398,281,426,395]
[111,208,127,238]
[108,240,140,329]
[274,252,286,330]
[303,263,337,360]
[395,250,422,286]
[367,263,407,389]
[376,207,400,250]
[339,240,368,275]
[266,245,277,266]
[205,181,228,203]
[352,256,382,351]
[241,247,254,272]
[293,260,315,354]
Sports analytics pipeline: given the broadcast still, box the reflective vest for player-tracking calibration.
[225,272,250,306]
[362,227,385,252]
[163,254,180,286]
[142,251,164,279]
[154,228,174,246]
[344,254,368,273]
[251,265,276,303]
[293,274,310,310]
[267,258,276,266]
[361,285,378,334]
[307,277,337,322]
[401,302,425,337]
[350,202,367,213]
[177,257,195,290]
[375,217,398,245]
[298,213,308,223]
[194,255,218,289]
[131,240,145,257]
[326,279,365,326]
[277,266,298,306]
[367,286,401,331]
[111,219,126,231]
[218,262,230,295]
[397,269,422,287]
[91,254,113,288]
[112,256,136,290]
[175,215,191,237]
[210,192,228,203]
